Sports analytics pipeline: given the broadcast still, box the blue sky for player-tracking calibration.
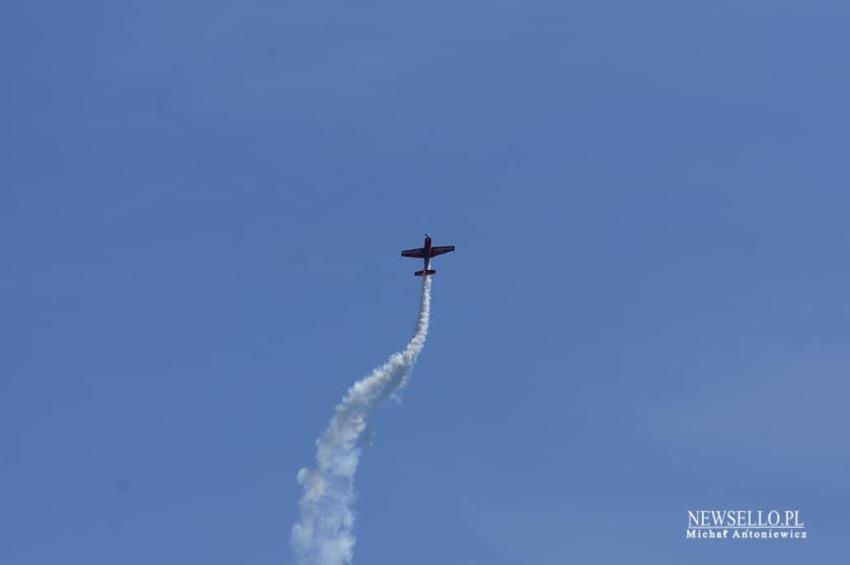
[2,1,849,563]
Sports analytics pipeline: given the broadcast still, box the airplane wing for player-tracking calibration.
[401,248,426,258]
[430,245,455,257]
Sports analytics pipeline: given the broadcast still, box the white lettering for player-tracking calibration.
[687,511,700,527]
[768,511,781,526]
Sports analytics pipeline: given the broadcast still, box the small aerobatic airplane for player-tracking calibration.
[401,234,455,276]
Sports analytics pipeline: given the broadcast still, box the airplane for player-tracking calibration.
[401,234,455,276]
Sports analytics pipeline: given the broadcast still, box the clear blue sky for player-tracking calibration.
[2,1,848,563]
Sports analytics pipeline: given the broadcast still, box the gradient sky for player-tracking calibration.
[2,1,849,563]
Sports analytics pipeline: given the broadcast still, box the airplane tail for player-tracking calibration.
[414,269,436,277]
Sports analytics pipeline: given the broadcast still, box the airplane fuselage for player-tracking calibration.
[422,236,432,271]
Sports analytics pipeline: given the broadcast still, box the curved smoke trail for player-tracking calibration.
[291,276,432,565]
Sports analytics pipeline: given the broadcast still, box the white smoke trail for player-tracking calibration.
[291,276,432,565]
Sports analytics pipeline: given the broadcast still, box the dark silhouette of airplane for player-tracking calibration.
[401,234,455,276]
